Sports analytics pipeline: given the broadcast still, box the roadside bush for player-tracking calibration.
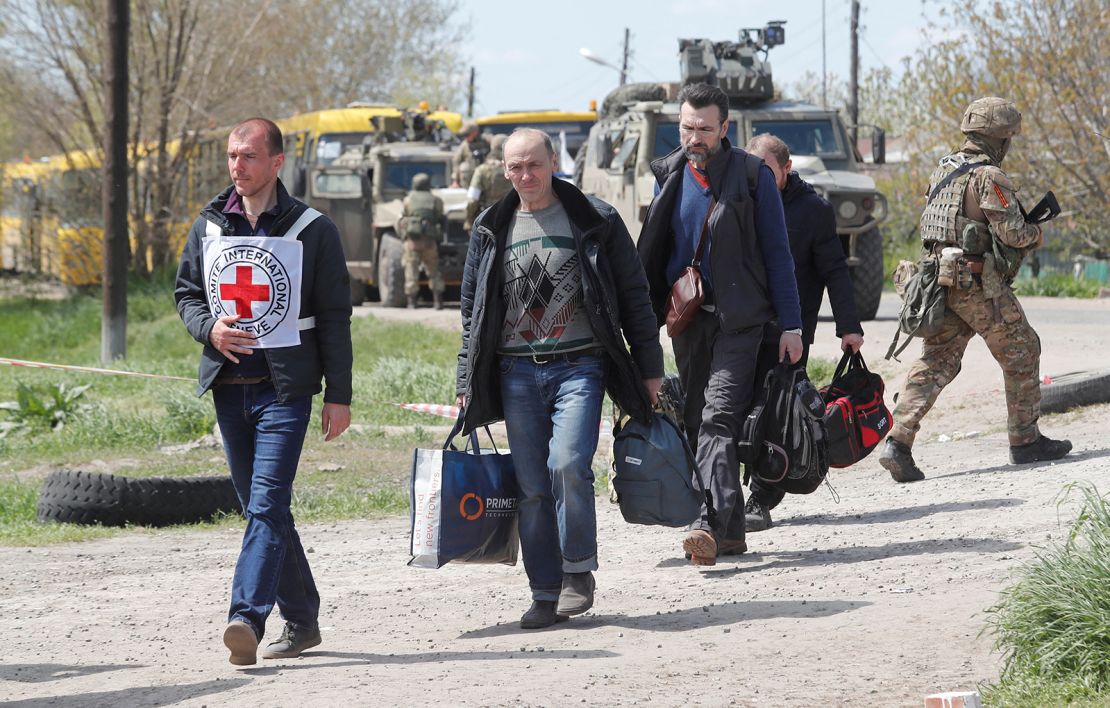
[983,484,1110,704]
[1014,274,1101,298]
[0,382,91,435]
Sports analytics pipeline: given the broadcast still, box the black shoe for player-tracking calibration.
[717,537,748,555]
[1010,435,1072,465]
[520,600,568,629]
[744,497,773,533]
[556,572,595,616]
[878,439,925,483]
[261,621,321,659]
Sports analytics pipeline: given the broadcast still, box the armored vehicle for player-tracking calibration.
[284,107,468,306]
[578,23,888,320]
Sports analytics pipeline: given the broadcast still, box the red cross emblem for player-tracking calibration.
[219,265,270,318]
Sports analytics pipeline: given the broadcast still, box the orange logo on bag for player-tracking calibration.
[459,492,484,520]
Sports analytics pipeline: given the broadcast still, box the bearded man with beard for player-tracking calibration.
[637,83,802,566]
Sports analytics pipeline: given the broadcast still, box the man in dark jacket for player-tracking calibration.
[455,128,663,629]
[638,83,803,566]
[743,133,864,531]
[175,117,352,665]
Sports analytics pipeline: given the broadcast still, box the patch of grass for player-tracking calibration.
[982,483,1110,705]
[805,355,840,390]
[1014,274,1102,298]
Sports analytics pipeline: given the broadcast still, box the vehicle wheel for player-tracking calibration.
[36,469,128,526]
[1040,369,1110,414]
[350,279,366,307]
[36,469,241,527]
[851,228,883,322]
[377,231,406,308]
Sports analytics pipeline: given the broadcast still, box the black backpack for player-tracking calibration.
[738,363,830,495]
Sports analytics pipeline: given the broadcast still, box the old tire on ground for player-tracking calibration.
[125,476,242,527]
[37,470,128,526]
[377,230,406,308]
[851,227,884,322]
[1040,369,1110,414]
[36,469,240,527]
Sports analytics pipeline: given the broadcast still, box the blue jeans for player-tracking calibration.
[213,381,318,639]
[499,354,606,601]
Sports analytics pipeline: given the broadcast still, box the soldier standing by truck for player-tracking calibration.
[465,134,513,231]
[452,121,489,188]
[400,173,445,309]
[879,97,1071,482]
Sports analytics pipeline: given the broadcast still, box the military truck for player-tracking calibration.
[578,23,889,320]
[286,108,469,306]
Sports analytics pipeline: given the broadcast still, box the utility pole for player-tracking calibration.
[102,0,129,362]
[821,0,827,108]
[848,0,860,145]
[620,27,630,86]
[467,66,475,118]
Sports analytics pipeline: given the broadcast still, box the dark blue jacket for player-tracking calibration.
[455,178,664,433]
[175,180,353,404]
[782,172,862,346]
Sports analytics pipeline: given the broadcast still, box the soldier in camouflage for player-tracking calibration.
[400,173,445,309]
[465,134,513,230]
[879,97,1071,482]
[452,121,490,188]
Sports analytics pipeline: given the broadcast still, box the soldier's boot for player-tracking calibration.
[433,291,443,311]
[406,295,417,310]
[1009,435,1072,465]
[878,439,925,483]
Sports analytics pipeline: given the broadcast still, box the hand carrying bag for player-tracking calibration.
[665,198,715,338]
[610,410,705,527]
[820,351,893,467]
[409,415,519,569]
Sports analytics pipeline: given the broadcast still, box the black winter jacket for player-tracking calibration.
[781,172,863,346]
[638,138,798,333]
[455,178,664,433]
[175,180,353,404]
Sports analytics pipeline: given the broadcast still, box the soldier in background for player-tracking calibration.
[452,121,489,188]
[400,173,445,309]
[879,97,1071,482]
[465,134,512,230]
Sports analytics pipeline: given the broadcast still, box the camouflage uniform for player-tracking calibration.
[890,97,1045,448]
[452,121,490,188]
[465,134,512,229]
[400,173,445,306]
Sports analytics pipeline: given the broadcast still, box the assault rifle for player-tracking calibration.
[1022,190,1061,224]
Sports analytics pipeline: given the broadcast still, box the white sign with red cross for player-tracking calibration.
[203,235,304,349]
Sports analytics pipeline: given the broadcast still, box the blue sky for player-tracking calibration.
[459,0,939,116]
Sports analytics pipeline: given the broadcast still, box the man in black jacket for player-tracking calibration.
[455,128,662,629]
[175,118,352,665]
[744,133,864,531]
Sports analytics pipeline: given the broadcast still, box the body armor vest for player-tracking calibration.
[919,152,991,248]
[405,191,441,238]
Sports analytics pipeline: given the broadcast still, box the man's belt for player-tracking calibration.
[213,376,271,385]
[521,349,603,365]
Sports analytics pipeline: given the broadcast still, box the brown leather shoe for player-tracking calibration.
[717,537,748,556]
[223,620,258,666]
[682,529,717,566]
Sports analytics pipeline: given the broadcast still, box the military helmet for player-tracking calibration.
[961,97,1022,138]
[411,172,431,190]
[460,120,478,136]
[489,134,507,161]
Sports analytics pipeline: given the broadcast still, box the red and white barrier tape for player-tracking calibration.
[0,357,192,382]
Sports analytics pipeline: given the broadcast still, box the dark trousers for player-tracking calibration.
[673,309,764,541]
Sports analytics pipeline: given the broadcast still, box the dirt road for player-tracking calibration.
[3,294,1109,706]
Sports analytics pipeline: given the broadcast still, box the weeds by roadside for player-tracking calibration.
[982,483,1110,705]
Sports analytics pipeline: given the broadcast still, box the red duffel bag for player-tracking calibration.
[819,351,893,467]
